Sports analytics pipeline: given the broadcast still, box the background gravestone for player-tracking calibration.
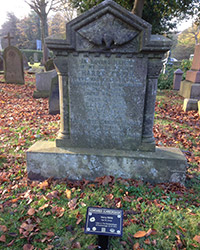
[179,44,200,111]
[0,54,3,72]
[27,0,187,184]
[3,46,24,84]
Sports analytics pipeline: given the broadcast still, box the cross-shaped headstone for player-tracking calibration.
[4,32,14,47]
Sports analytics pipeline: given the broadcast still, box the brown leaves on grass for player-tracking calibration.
[193,235,200,243]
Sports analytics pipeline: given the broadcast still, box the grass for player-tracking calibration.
[0,76,200,249]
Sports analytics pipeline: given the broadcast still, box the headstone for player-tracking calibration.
[33,69,57,98]
[27,0,187,184]
[3,46,24,84]
[0,55,3,71]
[173,69,183,90]
[33,52,39,62]
[180,44,200,110]
[49,75,60,114]
[4,32,14,47]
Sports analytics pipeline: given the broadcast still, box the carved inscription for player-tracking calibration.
[68,54,147,150]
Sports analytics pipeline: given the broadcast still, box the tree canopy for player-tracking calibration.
[69,0,199,34]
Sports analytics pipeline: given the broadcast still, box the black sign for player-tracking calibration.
[85,207,123,237]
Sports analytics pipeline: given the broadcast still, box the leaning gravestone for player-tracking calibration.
[27,0,187,184]
[3,46,24,84]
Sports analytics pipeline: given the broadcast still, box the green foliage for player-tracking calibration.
[20,49,43,62]
[70,0,197,34]
[181,59,192,80]
[158,66,174,90]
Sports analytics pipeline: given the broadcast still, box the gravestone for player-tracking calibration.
[0,55,3,71]
[49,75,60,114]
[173,69,183,90]
[180,44,200,110]
[33,69,57,98]
[3,46,24,84]
[27,0,187,184]
[33,52,39,62]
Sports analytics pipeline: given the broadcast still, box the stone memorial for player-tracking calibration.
[180,44,200,111]
[27,0,187,184]
[33,69,57,98]
[173,69,183,91]
[49,75,60,114]
[0,55,3,72]
[3,46,24,84]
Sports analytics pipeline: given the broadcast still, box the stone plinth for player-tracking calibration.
[183,98,198,112]
[27,141,187,185]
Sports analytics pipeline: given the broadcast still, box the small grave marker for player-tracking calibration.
[85,207,123,249]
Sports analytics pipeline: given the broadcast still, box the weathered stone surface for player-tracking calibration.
[179,81,200,99]
[3,46,24,84]
[190,44,200,71]
[183,98,198,112]
[173,69,183,90]
[49,75,59,114]
[44,58,55,71]
[27,141,187,185]
[0,55,3,71]
[33,69,57,98]
[186,70,200,83]
[27,0,187,184]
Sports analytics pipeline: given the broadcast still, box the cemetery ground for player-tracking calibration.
[0,73,200,250]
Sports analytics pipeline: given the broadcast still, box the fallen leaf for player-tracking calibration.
[27,208,35,216]
[133,242,140,249]
[193,235,200,244]
[133,231,146,238]
[65,189,72,199]
[144,238,151,245]
[23,244,34,250]
[0,235,6,242]
[72,241,81,248]
[39,203,49,211]
[68,198,78,210]
[0,225,8,232]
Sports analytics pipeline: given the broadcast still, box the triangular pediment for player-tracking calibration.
[66,0,151,53]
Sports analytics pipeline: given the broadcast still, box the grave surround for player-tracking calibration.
[27,0,187,184]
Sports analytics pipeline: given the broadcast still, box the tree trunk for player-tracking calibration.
[41,2,49,64]
[132,0,145,18]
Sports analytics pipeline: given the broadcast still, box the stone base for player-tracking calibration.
[183,98,198,112]
[26,141,187,185]
[186,70,200,83]
[179,80,200,99]
[33,90,49,98]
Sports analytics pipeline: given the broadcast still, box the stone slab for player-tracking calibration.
[49,75,60,114]
[56,54,147,150]
[34,69,57,98]
[179,80,200,99]
[183,98,198,112]
[186,70,200,83]
[173,69,183,90]
[26,141,187,185]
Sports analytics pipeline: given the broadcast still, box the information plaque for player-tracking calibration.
[85,207,123,237]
